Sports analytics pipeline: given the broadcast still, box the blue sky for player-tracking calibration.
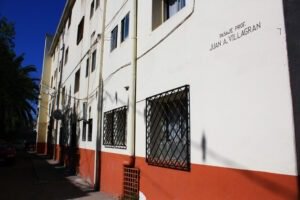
[0,0,66,79]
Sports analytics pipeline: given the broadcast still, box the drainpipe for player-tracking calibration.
[127,0,138,167]
[94,0,107,191]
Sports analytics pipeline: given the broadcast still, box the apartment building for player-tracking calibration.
[36,0,300,199]
[36,35,53,154]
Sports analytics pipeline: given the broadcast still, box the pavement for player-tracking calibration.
[0,151,117,200]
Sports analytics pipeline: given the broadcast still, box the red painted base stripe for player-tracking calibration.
[78,148,95,184]
[99,152,298,200]
[36,142,46,154]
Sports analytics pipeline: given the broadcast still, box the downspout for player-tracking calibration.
[127,0,138,167]
[94,0,107,191]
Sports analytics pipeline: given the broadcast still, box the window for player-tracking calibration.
[121,13,129,42]
[82,102,87,141]
[146,85,190,171]
[54,69,58,79]
[61,87,66,105]
[88,107,93,141]
[90,0,95,19]
[91,50,97,72]
[82,122,87,141]
[68,11,72,28]
[77,17,85,45]
[88,119,93,141]
[103,106,127,148]
[74,69,80,93]
[86,58,89,77]
[51,76,53,88]
[49,103,51,114]
[64,47,69,64]
[110,26,118,51]
[96,0,100,8]
[152,0,186,30]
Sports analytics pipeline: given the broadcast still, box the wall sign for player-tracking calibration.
[209,21,262,51]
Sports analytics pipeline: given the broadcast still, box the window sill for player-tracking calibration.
[103,145,127,150]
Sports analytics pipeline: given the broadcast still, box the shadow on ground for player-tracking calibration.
[0,151,95,200]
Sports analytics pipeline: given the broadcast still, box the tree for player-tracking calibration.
[0,17,39,137]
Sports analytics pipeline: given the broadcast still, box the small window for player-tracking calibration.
[77,17,85,45]
[103,106,127,148]
[110,26,118,51]
[96,0,100,8]
[49,103,51,114]
[82,122,87,141]
[88,107,92,141]
[74,69,80,93]
[82,102,87,141]
[121,13,130,42]
[64,47,69,64]
[88,119,93,141]
[54,69,58,79]
[83,102,87,121]
[146,85,190,171]
[90,0,95,19]
[91,50,97,72]
[68,11,72,28]
[51,76,53,88]
[61,87,66,105]
[152,0,186,30]
[86,58,89,77]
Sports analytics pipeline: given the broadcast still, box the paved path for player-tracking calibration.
[0,152,116,200]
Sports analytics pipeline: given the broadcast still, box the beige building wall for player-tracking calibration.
[36,35,53,151]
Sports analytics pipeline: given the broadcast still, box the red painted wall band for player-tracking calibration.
[36,142,46,154]
[100,152,298,200]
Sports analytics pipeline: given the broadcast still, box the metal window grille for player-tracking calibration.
[146,85,190,171]
[103,106,127,148]
[123,167,140,200]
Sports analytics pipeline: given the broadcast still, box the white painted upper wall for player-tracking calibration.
[44,0,297,176]
[133,0,296,175]
[46,0,104,149]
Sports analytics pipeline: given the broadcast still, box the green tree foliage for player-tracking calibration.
[0,17,39,136]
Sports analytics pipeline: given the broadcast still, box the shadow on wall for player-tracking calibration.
[283,0,300,195]
[196,132,297,200]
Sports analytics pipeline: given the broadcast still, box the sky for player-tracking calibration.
[0,0,66,79]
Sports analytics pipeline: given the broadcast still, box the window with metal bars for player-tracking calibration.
[103,106,127,148]
[146,85,190,171]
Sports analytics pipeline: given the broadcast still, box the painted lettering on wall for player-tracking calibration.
[209,21,262,51]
